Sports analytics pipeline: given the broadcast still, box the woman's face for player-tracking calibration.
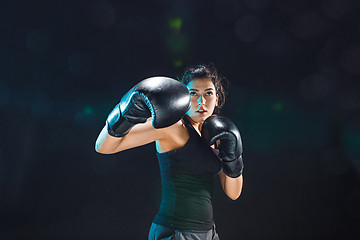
[186,78,218,123]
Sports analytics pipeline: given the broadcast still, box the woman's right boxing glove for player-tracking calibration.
[106,76,190,137]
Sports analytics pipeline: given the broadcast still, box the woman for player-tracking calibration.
[95,64,244,240]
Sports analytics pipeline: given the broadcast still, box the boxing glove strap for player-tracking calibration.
[107,117,136,137]
[221,155,243,178]
[106,104,137,137]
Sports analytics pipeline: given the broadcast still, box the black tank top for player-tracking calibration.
[153,117,222,230]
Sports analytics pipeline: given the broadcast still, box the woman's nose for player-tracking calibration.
[197,95,205,105]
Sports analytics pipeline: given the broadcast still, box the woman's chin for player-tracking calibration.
[186,113,212,124]
[197,114,211,123]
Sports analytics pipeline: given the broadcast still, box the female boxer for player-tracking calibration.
[95,64,244,240]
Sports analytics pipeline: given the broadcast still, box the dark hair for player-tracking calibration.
[179,63,229,114]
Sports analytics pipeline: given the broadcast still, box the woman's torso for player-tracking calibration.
[153,116,222,230]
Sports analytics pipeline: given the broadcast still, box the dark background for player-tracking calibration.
[1,0,360,239]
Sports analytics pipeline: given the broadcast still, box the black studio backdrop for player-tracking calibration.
[1,0,360,239]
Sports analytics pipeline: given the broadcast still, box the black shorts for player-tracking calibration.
[148,222,220,240]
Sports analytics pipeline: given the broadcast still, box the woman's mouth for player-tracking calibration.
[196,109,207,114]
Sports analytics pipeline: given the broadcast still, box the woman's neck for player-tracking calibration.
[185,115,203,135]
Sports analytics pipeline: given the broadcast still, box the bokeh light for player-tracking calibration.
[272,102,283,111]
[73,93,107,128]
[173,59,183,68]
[74,105,97,127]
[84,106,94,115]
[168,17,182,34]
[26,29,55,57]
[165,34,189,55]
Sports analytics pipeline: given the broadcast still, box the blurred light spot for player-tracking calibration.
[84,105,94,115]
[291,10,327,40]
[299,74,330,101]
[320,0,351,19]
[234,15,262,42]
[26,29,54,57]
[0,81,10,106]
[168,17,182,34]
[320,148,350,176]
[74,109,95,126]
[32,92,52,119]
[166,34,189,55]
[86,1,116,29]
[276,0,306,15]
[173,59,183,68]
[245,0,272,10]
[272,102,283,111]
[340,45,360,75]
[74,99,98,127]
[67,51,95,77]
[337,88,360,109]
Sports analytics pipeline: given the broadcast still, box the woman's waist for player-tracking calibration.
[156,199,214,230]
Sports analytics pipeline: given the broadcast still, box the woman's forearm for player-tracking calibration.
[219,171,243,200]
[95,125,123,154]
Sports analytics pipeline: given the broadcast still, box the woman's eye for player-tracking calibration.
[205,91,213,96]
[190,92,197,96]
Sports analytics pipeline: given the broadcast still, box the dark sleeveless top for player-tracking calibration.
[153,117,222,230]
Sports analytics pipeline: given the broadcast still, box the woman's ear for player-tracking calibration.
[215,94,219,107]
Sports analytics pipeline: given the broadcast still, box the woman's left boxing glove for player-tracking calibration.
[201,116,244,178]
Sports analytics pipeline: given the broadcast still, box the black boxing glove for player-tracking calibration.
[107,76,190,137]
[201,116,244,178]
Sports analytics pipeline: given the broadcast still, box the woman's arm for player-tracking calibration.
[219,171,243,200]
[95,77,190,154]
[201,116,244,200]
[95,118,170,154]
